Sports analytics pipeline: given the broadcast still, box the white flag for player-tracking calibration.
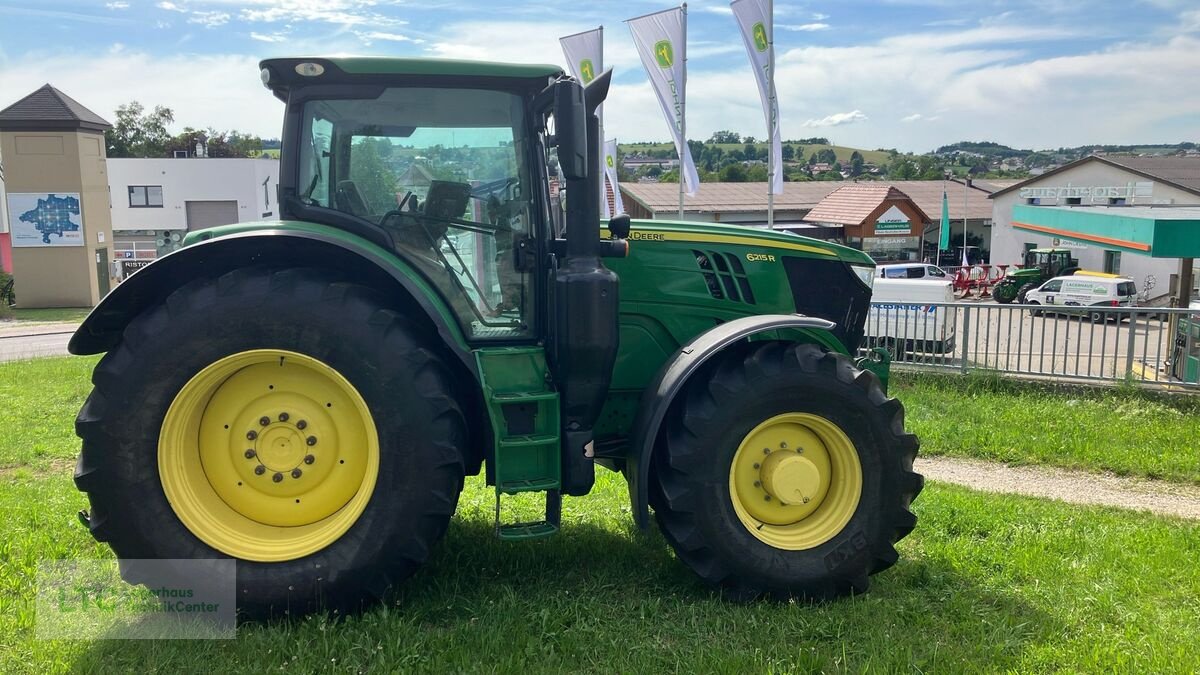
[560,27,603,87]
[625,7,700,196]
[731,0,782,195]
[603,139,625,217]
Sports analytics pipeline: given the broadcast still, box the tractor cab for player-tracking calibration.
[1024,248,1078,278]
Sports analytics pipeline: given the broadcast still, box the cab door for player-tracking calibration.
[1035,279,1063,306]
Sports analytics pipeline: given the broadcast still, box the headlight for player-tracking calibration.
[850,264,875,290]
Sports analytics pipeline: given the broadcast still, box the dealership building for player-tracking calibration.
[989,156,1200,306]
[0,84,278,306]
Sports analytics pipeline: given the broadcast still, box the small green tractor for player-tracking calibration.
[70,57,921,617]
[993,247,1080,303]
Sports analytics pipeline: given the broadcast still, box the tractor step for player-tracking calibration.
[475,347,562,494]
[495,489,561,541]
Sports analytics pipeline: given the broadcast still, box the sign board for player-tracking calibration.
[874,205,910,234]
[7,192,84,247]
[1051,237,1089,250]
[122,260,151,275]
[1018,182,1153,204]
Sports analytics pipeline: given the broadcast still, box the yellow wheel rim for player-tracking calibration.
[728,412,862,550]
[159,349,379,562]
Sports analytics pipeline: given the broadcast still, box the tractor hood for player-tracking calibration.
[611,219,875,267]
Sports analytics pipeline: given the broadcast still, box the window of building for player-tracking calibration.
[129,186,164,208]
[1065,197,1082,205]
[1109,197,1127,205]
[1104,250,1121,275]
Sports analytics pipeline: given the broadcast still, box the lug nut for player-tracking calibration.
[254,465,266,475]
[764,495,772,501]
[296,420,307,430]
[797,448,804,454]
[763,448,770,455]
[753,480,761,487]
[291,468,302,479]
[279,412,290,422]
[780,441,788,449]
[304,454,315,465]
[802,497,810,504]
[272,472,284,483]
[244,449,256,459]
[306,436,317,446]
[246,430,257,441]
[259,416,270,427]
[753,463,760,469]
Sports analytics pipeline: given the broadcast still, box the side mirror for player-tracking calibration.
[609,213,631,239]
[553,80,587,180]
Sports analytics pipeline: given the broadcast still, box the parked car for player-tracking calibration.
[876,263,949,280]
[1024,274,1138,322]
[865,278,957,355]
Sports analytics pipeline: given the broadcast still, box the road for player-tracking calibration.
[0,323,77,363]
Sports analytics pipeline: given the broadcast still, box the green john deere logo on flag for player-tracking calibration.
[606,155,615,168]
[752,22,768,52]
[579,59,595,84]
[654,40,674,68]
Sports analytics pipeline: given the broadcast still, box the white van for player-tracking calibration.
[866,278,957,355]
[1024,275,1138,322]
[876,263,949,280]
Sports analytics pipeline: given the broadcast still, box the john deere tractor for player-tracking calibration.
[70,57,921,617]
[993,247,1080,303]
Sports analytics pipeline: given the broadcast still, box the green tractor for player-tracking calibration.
[70,57,921,617]
[993,247,1080,303]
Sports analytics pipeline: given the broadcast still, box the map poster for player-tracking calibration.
[8,192,85,247]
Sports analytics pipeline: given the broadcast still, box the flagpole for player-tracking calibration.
[678,3,687,220]
[766,0,775,229]
[963,177,969,265]
[937,177,943,268]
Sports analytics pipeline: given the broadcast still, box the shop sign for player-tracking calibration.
[1019,182,1153,203]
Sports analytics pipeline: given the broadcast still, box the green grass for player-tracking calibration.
[4,307,91,324]
[2,358,1199,673]
[897,371,1200,484]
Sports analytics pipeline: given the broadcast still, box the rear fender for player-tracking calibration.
[625,314,841,529]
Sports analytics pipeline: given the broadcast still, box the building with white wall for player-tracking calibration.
[107,157,278,269]
[990,156,1200,304]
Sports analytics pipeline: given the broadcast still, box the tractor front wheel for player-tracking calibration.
[74,267,467,618]
[651,342,922,600]
[993,281,1018,304]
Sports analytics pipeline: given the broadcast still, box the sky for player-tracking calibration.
[0,0,1197,153]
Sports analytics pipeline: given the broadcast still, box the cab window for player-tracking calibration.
[298,88,535,340]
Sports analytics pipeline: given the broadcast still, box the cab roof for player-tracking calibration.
[259,57,564,100]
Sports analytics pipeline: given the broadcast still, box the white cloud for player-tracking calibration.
[188,11,231,27]
[356,30,417,45]
[235,0,407,27]
[105,1,130,9]
[811,13,830,21]
[901,113,924,123]
[703,6,732,14]
[156,1,185,11]
[250,31,286,43]
[803,110,869,127]
[780,23,831,32]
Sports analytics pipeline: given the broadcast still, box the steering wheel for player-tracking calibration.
[381,191,416,226]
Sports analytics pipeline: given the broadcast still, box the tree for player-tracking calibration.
[719,163,749,182]
[817,148,838,165]
[743,142,759,161]
[745,164,768,181]
[106,101,175,158]
[850,151,864,177]
[781,144,795,161]
[708,130,741,144]
[348,137,399,212]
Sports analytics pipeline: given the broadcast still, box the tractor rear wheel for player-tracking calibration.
[1016,282,1038,304]
[74,267,467,618]
[651,342,922,601]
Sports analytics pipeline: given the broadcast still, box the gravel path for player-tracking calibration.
[916,455,1200,521]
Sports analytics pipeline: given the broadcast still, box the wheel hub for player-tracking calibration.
[159,350,379,562]
[728,412,862,550]
[760,451,824,507]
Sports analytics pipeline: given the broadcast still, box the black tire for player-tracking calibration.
[1089,310,1106,323]
[1028,301,1042,317]
[1016,282,1038,305]
[74,267,467,619]
[993,281,1017,304]
[651,342,922,601]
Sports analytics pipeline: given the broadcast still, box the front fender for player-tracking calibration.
[69,227,474,375]
[625,314,840,529]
